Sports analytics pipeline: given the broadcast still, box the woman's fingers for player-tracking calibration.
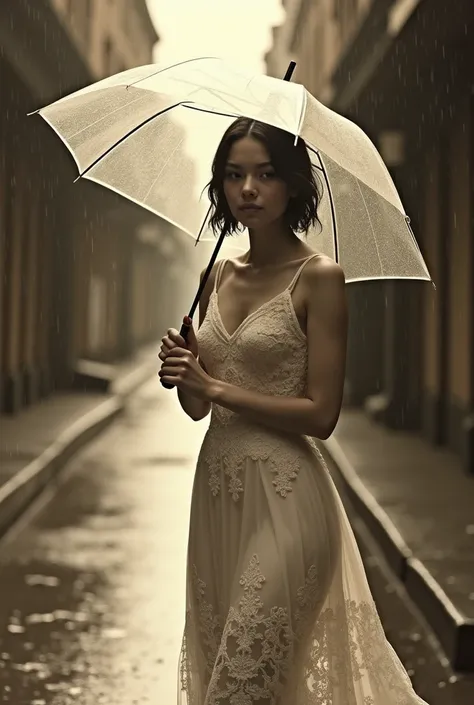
[168,328,186,347]
[158,328,188,367]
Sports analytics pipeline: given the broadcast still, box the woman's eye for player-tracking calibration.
[261,172,275,179]
[225,172,240,180]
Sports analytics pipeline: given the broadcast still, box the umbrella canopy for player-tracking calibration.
[31,56,431,284]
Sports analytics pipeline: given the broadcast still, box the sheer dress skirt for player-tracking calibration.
[177,426,429,705]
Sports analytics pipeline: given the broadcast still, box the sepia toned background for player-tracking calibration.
[0,1,473,703]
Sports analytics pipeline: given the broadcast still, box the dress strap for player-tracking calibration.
[213,258,228,293]
[287,254,321,293]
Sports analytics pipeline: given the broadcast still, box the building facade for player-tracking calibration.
[0,0,194,413]
[266,0,474,474]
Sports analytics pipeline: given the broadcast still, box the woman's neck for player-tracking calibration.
[244,226,310,268]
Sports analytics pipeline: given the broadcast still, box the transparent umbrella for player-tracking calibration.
[30,55,433,379]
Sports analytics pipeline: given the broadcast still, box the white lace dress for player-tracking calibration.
[178,255,429,705]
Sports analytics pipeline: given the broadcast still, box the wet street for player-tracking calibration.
[1,378,472,705]
[0,379,207,705]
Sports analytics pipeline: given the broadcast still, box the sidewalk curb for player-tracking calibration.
[321,435,474,673]
[0,360,157,539]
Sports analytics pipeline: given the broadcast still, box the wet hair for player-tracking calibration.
[206,117,323,239]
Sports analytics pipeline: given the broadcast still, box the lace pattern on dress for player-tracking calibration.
[196,288,312,502]
[201,420,305,501]
[181,556,417,705]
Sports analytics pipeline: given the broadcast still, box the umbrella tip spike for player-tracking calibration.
[283,61,297,82]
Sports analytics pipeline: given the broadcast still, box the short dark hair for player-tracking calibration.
[206,117,323,239]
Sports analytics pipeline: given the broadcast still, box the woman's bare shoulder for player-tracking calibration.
[304,254,345,281]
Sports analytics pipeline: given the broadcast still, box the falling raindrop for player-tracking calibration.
[409,632,422,642]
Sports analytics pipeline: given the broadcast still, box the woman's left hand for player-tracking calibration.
[159,347,215,400]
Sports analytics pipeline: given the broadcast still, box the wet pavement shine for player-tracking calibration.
[1,378,472,704]
[0,379,207,705]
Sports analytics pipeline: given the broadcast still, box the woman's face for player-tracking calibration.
[223,136,291,229]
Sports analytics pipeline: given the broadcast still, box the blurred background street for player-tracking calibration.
[0,380,205,705]
[1,0,473,703]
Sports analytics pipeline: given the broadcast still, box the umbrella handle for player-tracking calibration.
[160,321,192,390]
[160,226,227,390]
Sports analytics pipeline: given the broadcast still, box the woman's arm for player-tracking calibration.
[177,266,215,421]
[208,258,348,439]
[177,362,211,421]
[208,385,322,436]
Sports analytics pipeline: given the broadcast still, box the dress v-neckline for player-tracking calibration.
[211,253,319,342]
[212,288,291,341]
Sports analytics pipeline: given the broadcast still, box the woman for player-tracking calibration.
[159,118,428,704]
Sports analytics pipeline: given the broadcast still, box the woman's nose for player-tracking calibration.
[242,176,257,194]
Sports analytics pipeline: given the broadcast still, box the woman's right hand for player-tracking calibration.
[158,316,199,365]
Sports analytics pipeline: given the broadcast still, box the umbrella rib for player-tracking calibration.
[294,86,307,145]
[182,83,267,114]
[160,63,268,113]
[125,56,221,89]
[307,146,339,263]
[146,62,288,117]
[76,100,193,180]
[182,104,241,120]
[355,178,384,276]
[129,61,263,115]
[194,204,213,246]
[140,134,186,205]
